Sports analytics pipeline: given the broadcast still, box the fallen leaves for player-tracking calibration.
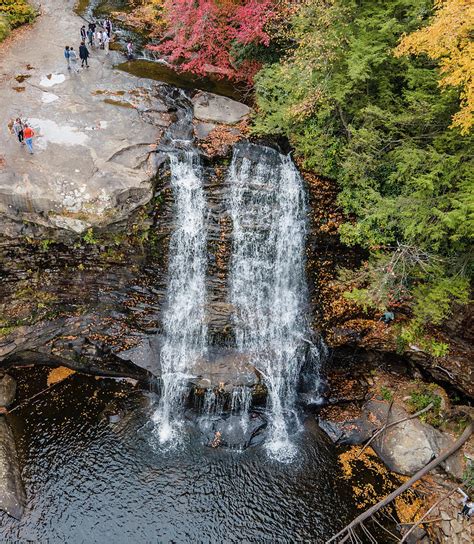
[47,366,76,387]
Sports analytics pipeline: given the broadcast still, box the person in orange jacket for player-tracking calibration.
[23,124,35,154]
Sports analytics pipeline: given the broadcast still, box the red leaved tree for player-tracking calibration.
[148,0,275,83]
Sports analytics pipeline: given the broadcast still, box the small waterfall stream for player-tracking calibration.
[229,142,316,461]
[152,150,208,444]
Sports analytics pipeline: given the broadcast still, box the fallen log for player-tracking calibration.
[326,422,472,543]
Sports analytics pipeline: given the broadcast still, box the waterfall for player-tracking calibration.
[228,143,316,461]
[152,150,208,444]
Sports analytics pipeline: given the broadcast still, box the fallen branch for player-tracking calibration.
[358,402,433,458]
[326,422,472,543]
[399,487,457,543]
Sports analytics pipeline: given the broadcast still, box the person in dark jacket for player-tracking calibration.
[79,42,90,68]
[80,25,86,41]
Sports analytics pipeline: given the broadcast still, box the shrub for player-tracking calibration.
[0,0,37,30]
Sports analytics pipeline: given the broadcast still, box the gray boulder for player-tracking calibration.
[0,417,25,519]
[192,92,250,125]
[0,375,16,407]
[364,400,464,477]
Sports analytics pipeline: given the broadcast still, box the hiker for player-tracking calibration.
[64,45,71,70]
[79,42,90,68]
[126,41,133,60]
[105,18,112,38]
[459,489,474,519]
[12,118,24,144]
[88,21,96,34]
[95,29,102,49]
[80,25,86,42]
[87,27,94,47]
[102,30,110,54]
[23,124,35,154]
[69,46,80,72]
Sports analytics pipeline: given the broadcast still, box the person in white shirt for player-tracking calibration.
[102,30,110,54]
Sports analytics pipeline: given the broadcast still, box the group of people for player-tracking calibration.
[80,19,112,54]
[9,17,134,156]
[65,19,113,72]
[9,118,35,154]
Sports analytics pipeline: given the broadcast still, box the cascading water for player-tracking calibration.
[229,142,317,461]
[152,150,208,444]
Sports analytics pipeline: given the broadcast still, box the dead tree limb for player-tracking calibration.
[357,402,433,458]
[399,487,457,543]
[326,422,472,543]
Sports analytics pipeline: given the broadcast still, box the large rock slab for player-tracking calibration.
[0,417,25,519]
[0,0,173,239]
[364,400,464,477]
[192,92,250,125]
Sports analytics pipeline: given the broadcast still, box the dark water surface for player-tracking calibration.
[1,368,360,543]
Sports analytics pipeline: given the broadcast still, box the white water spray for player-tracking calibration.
[229,143,315,461]
[152,151,208,444]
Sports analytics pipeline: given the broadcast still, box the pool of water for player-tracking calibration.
[1,367,361,543]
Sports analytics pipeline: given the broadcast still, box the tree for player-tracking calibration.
[148,0,275,83]
[253,0,473,349]
[395,0,474,134]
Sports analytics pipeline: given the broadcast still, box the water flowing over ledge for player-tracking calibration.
[152,150,208,444]
[228,142,319,461]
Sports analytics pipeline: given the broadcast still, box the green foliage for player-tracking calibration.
[82,228,98,245]
[397,323,449,357]
[463,462,474,490]
[408,383,442,426]
[253,0,473,340]
[0,0,36,32]
[0,14,10,40]
[380,386,393,402]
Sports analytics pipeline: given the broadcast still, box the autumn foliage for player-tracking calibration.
[396,0,474,134]
[148,0,275,83]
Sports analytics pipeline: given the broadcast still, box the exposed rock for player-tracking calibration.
[0,0,177,240]
[196,412,267,450]
[318,416,377,445]
[192,91,250,125]
[364,400,465,477]
[190,348,260,390]
[0,417,25,519]
[194,121,216,140]
[0,375,16,407]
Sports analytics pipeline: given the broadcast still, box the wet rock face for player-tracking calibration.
[0,375,16,408]
[0,418,26,519]
[196,412,267,450]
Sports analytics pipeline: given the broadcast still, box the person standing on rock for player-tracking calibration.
[79,42,90,68]
[12,118,24,144]
[87,27,94,47]
[64,45,71,70]
[105,18,112,38]
[96,29,102,49]
[126,41,133,60]
[102,30,110,55]
[80,25,86,42]
[69,46,80,73]
[23,124,35,154]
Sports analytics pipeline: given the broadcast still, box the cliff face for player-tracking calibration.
[303,169,474,398]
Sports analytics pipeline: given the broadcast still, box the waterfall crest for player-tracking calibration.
[152,150,208,444]
[228,142,316,461]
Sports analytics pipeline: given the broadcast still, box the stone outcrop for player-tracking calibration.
[192,91,250,125]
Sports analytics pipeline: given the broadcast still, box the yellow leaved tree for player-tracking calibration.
[395,0,474,134]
